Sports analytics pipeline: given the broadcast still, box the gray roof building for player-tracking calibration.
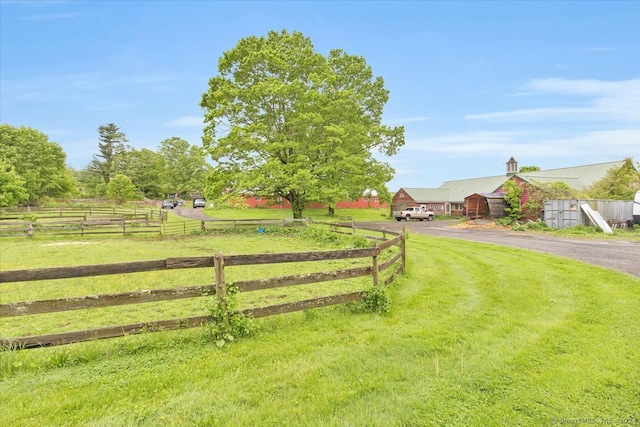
[394,159,626,204]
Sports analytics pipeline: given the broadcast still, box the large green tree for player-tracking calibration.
[85,123,129,194]
[200,30,404,218]
[0,124,76,205]
[106,174,138,204]
[158,137,211,198]
[0,161,28,207]
[118,148,164,199]
[587,158,640,200]
[79,124,130,197]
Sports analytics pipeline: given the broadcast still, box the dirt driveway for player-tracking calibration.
[361,220,640,280]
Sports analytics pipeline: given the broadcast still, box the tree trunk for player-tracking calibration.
[328,206,335,217]
[290,195,304,219]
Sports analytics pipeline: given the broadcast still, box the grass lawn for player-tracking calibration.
[1,231,639,426]
[202,206,392,222]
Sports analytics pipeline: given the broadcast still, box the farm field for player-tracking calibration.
[1,231,639,426]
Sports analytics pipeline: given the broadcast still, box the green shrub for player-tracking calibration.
[205,284,256,348]
[360,286,391,314]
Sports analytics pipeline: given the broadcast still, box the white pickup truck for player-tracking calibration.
[392,205,435,222]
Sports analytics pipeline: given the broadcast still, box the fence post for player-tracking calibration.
[401,227,407,272]
[351,218,355,235]
[122,217,126,236]
[372,245,379,287]
[183,221,186,236]
[214,253,226,298]
[201,220,205,232]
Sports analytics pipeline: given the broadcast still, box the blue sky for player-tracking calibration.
[1,0,639,191]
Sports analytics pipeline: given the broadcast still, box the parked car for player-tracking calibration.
[161,199,175,209]
[392,205,435,221]
[193,197,206,208]
[174,199,185,207]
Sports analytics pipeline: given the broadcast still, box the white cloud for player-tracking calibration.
[466,78,640,122]
[403,128,640,162]
[164,116,204,127]
[404,131,526,155]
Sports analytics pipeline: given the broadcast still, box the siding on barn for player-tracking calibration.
[391,189,415,212]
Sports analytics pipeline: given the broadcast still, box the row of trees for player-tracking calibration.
[0,123,211,207]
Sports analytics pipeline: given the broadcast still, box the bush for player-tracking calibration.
[360,286,391,314]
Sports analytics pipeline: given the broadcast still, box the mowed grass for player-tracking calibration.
[203,206,392,221]
[1,232,639,426]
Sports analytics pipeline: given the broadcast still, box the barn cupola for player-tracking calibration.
[506,156,518,176]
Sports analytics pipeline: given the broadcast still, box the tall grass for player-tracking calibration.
[1,233,639,426]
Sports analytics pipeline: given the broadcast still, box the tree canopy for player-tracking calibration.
[519,165,541,173]
[0,161,28,207]
[0,124,76,205]
[106,174,138,204]
[93,123,129,185]
[158,137,212,198]
[586,158,640,200]
[200,30,404,218]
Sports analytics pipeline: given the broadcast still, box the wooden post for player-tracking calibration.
[201,220,205,232]
[372,247,379,287]
[401,226,407,272]
[214,253,226,300]
[351,218,355,235]
[122,217,126,236]
[183,221,186,236]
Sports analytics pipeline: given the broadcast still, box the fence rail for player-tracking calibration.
[0,217,162,237]
[0,223,405,349]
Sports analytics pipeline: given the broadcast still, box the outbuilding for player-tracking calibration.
[464,193,507,219]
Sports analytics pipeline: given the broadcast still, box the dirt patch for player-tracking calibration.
[451,220,508,230]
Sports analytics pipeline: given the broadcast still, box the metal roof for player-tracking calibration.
[397,160,625,202]
[517,161,625,190]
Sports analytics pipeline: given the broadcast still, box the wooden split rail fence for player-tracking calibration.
[0,224,406,349]
[0,207,163,238]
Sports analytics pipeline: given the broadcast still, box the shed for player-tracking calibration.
[464,193,507,219]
